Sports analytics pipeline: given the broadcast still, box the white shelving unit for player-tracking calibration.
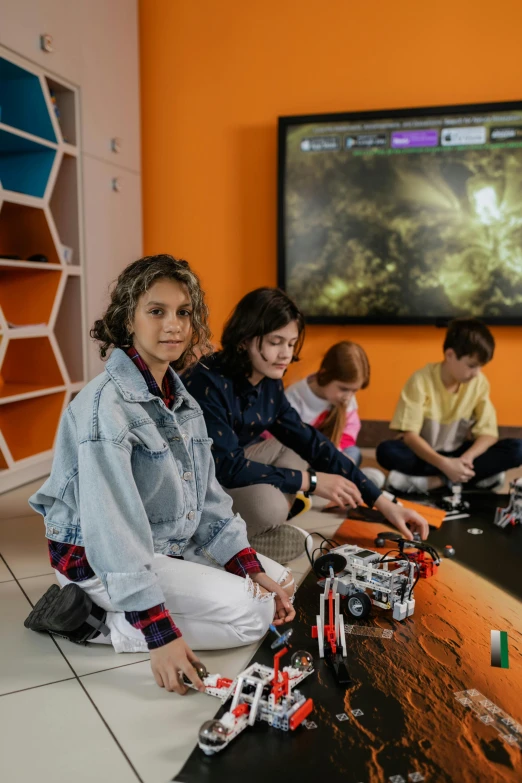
[0,45,86,492]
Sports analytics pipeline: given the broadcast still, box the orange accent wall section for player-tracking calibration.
[139,0,522,425]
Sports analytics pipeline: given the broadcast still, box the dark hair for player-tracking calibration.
[316,342,370,448]
[443,317,495,365]
[220,287,305,376]
[90,254,212,370]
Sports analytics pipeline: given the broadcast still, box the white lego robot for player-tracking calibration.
[313,544,417,622]
[184,628,315,755]
[494,477,522,529]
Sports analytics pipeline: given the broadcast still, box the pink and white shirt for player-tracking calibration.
[284,376,361,451]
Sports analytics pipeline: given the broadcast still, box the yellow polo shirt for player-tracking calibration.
[390,362,498,452]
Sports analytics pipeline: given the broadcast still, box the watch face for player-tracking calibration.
[307,470,317,492]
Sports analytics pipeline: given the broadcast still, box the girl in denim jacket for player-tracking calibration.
[25,255,295,694]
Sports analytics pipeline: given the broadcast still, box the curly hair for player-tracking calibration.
[90,254,212,370]
[220,287,305,376]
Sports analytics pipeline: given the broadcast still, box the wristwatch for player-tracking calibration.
[305,468,318,497]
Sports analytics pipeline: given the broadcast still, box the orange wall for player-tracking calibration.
[139,0,522,425]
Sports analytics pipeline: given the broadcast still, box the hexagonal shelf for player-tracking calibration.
[0,266,62,326]
[0,128,57,198]
[0,57,57,142]
[0,336,65,399]
[54,276,84,383]
[0,391,66,461]
[45,77,77,147]
[50,153,80,265]
[0,49,84,491]
[0,200,61,264]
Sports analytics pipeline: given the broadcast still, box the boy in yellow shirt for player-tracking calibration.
[377,318,522,493]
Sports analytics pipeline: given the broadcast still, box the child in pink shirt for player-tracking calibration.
[285,342,385,488]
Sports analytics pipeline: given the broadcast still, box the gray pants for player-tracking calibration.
[226,438,308,538]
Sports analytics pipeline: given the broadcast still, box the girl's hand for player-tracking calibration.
[314,472,363,508]
[150,637,206,694]
[375,496,429,541]
[250,572,296,626]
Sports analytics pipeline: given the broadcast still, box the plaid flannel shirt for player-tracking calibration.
[48,348,263,649]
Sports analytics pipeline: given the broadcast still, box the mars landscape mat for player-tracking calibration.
[176,497,522,783]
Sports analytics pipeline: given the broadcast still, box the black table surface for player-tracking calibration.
[423,492,522,600]
[175,492,522,783]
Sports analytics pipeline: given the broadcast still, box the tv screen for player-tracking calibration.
[278,102,522,324]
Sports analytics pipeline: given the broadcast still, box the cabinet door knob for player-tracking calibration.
[111,137,122,153]
[40,34,54,53]
[111,177,122,193]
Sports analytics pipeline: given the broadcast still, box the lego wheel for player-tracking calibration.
[181,660,208,685]
[313,553,347,578]
[198,720,228,750]
[291,650,314,672]
[346,592,372,619]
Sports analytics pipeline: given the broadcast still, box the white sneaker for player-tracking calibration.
[361,467,386,490]
[386,470,431,494]
[476,472,506,491]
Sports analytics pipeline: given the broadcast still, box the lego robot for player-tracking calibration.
[313,544,417,622]
[186,630,315,755]
[311,565,350,685]
[494,477,522,529]
[439,483,470,520]
[374,531,441,578]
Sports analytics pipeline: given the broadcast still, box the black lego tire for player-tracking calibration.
[313,553,347,578]
[346,592,372,619]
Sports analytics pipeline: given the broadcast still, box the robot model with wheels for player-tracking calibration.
[494,477,522,529]
[189,628,315,756]
[311,563,350,685]
[374,531,441,579]
[313,544,417,622]
[439,483,470,520]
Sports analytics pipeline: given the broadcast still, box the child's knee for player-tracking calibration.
[234,570,296,644]
[376,440,395,469]
[233,587,274,643]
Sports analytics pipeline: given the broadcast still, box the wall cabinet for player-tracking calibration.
[82,155,142,378]
[79,0,141,172]
[0,0,84,84]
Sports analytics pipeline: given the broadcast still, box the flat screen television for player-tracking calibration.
[277,101,522,324]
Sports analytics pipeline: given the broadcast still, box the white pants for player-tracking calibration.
[56,544,289,654]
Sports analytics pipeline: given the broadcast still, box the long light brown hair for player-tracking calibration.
[315,342,370,447]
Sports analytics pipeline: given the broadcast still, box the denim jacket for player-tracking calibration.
[29,348,250,612]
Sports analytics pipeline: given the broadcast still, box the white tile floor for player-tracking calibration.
[2,458,516,783]
[0,479,341,783]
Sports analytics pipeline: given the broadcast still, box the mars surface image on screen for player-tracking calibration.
[278,102,522,324]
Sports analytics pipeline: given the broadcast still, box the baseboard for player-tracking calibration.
[359,420,522,448]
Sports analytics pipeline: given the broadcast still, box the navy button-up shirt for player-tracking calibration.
[183,353,381,508]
